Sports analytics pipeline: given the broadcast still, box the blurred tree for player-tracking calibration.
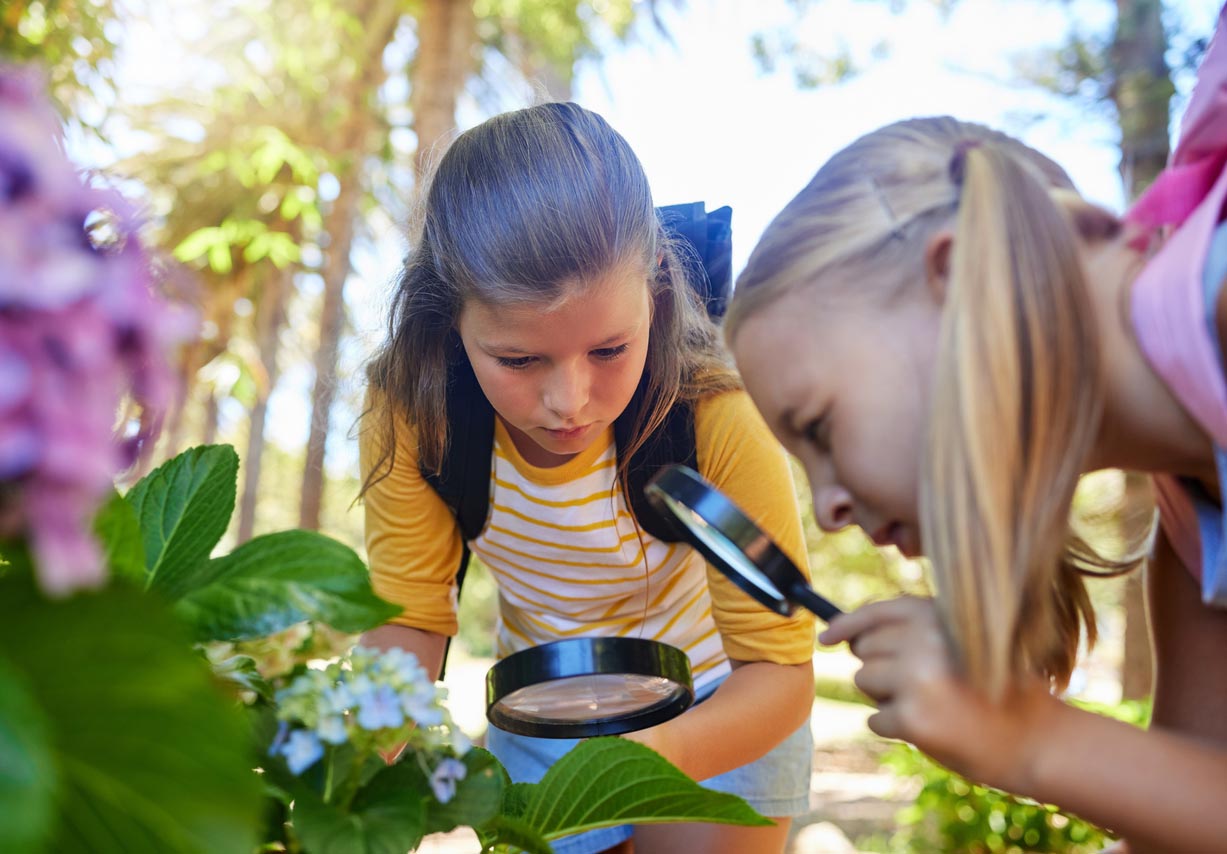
[300,0,666,529]
[0,0,121,133]
[109,1,673,541]
[299,0,406,531]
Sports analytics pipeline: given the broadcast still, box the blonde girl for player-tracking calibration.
[724,12,1227,851]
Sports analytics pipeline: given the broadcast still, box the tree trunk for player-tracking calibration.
[238,266,290,542]
[298,0,402,531]
[202,392,220,447]
[299,181,360,530]
[162,337,204,461]
[1111,0,1174,201]
[1108,0,1173,700]
[410,0,477,176]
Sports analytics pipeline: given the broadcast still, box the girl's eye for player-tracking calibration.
[804,416,831,453]
[592,343,630,361]
[495,355,536,370]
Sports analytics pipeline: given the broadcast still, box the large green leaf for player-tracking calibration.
[290,763,427,854]
[0,656,57,852]
[125,445,238,600]
[93,490,147,585]
[0,573,261,853]
[513,738,771,839]
[172,530,400,641]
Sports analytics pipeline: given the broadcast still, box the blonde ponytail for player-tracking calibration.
[925,143,1102,696]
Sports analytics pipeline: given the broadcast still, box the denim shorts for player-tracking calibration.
[484,696,813,854]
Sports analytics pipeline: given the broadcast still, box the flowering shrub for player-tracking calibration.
[0,65,192,597]
[271,646,470,777]
[0,68,774,854]
[0,66,259,854]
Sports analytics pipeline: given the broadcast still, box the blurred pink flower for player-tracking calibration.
[0,66,197,597]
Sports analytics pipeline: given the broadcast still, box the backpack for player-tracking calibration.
[423,202,733,676]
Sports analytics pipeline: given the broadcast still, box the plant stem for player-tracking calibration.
[323,751,336,803]
[337,751,368,811]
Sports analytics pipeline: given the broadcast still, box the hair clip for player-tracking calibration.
[949,139,982,187]
[869,176,906,241]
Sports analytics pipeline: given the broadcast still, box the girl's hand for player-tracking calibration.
[819,596,1056,790]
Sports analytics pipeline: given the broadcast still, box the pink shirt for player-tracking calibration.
[1128,2,1227,607]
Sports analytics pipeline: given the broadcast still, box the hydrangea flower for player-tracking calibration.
[272,645,469,783]
[356,683,405,731]
[0,66,194,596]
[280,729,324,774]
[429,758,467,804]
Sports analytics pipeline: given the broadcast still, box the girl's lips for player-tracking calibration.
[871,523,921,558]
[544,424,591,441]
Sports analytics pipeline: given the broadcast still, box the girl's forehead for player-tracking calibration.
[465,265,650,318]
[460,274,650,343]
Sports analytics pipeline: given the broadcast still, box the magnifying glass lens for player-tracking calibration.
[654,491,787,607]
[493,674,686,724]
[486,637,695,737]
[645,465,843,623]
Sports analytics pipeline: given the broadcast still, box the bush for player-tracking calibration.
[856,699,1150,854]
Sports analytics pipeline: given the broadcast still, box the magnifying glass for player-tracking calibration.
[645,464,842,622]
[486,636,694,738]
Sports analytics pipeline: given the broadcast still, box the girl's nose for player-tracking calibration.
[544,364,588,420]
[812,484,855,533]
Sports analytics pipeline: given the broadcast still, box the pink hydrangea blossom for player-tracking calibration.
[0,66,196,596]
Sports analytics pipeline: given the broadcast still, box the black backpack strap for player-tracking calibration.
[422,341,496,541]
[420,340,495,679]
[657,202,733,318]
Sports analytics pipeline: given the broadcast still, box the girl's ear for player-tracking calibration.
[924,229,955,304]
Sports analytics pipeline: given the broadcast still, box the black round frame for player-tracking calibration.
[644,464,842,622]
[485,636,695,738]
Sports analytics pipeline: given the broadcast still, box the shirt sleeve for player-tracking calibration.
[694,389,817,664]
[359,390,466,636]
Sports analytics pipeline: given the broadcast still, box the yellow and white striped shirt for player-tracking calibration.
[476,419,729,688]
[361,389,814,682]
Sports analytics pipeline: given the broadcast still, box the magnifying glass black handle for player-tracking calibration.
[788,582,842,623]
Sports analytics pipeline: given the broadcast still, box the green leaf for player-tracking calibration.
[207,242,233,274]
[173,530,400,641]
[125,445,238,601]
[290,765,427,854]
[93,490,147,585]
[173,226,225,264]
[209,652,274,703]
[519,738,771,839]
[0,573,261,853]
[0,537,34,579]
[501,780,533,821]
[0,655,57,852]
[476,814,553,854]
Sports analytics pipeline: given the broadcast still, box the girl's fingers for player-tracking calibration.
[847,621,914,661]
[851,657,896,702]
[818,595,931,646]
[865,704,902,741]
